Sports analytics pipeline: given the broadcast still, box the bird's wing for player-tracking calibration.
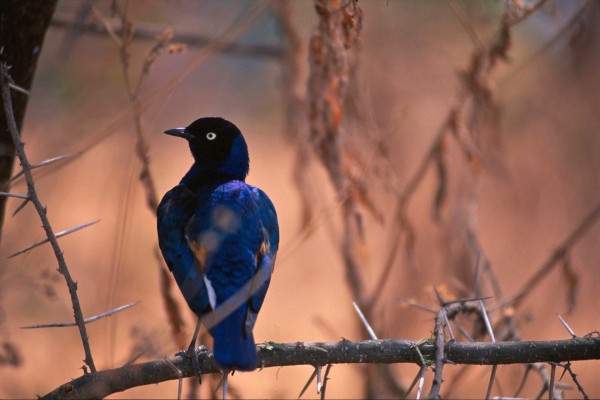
[157,185,211,316]
[245,186,279,334]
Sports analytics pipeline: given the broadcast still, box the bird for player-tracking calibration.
[157,117,279,373]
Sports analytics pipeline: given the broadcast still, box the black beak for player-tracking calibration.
[164,127,194,141]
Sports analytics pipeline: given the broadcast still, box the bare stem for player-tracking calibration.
[0,61,96,372]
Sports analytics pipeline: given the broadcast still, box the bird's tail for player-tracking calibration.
[212,306,258,371]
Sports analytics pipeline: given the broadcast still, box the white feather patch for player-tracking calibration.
[203,276,217,309]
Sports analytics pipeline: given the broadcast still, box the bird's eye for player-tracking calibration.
[206,132,217,140]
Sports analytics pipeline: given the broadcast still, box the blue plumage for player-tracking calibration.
[157,117,279,371]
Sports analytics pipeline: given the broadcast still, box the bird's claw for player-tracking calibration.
[175,344,208,359]
[176,344,208,382]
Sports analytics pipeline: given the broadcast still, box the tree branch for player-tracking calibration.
[41,337,600,399]
[50,15,282,59]
[0,62,96,372]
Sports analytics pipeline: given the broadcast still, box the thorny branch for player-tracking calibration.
[41,336,600,400]
[0,62,96,372]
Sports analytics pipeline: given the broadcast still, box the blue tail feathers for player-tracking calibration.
[212,306,258,371]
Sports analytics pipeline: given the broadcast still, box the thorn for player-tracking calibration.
[557,314,577,338]
[298,368,317,398]
[444,295,493,306]
[352,301,378,340]
[316,365,322,394]
[8,219,99,258]
[0,191,28,199]
[442,309,455,341]
[11,198,30,216]
[9,152,80,183]
[485,364,498,399]
[8,82,30,96]
[20,300,140,329]
[416,366,426,399]
[405,365,426,398]
[399,297,437,314]
[433,286,446,306]
[165,357,183,400]
[479,300,496,343]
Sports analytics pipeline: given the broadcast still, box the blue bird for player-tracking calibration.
[157,117,279,372]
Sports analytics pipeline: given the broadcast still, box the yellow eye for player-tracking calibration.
[206,132,217,140]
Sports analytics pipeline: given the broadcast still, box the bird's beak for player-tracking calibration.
[164,127,194,141]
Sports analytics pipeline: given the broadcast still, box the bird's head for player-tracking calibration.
[165,117,249,181]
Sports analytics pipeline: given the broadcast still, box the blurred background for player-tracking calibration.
[1,0,600,398]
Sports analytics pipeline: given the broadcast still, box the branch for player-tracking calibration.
[41,337,600,399]
[50,15,282,59]
[0,62,96,372]
[501,201,600,309]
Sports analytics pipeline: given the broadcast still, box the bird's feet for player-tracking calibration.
[176,344,208,382]
[219,369,231,400]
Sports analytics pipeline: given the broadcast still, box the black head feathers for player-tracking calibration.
[165,117,249,181]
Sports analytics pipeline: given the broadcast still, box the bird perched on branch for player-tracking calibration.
[157,117,279,373]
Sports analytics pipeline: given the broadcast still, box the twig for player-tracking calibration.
[21,301,140,329]
[427,309,448,398]
[562,362,589,400]
[0,61,96,372]
[445,0,484,51]
[501,202,600,309]
[8,220,99,258]
[51,14,282,59]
